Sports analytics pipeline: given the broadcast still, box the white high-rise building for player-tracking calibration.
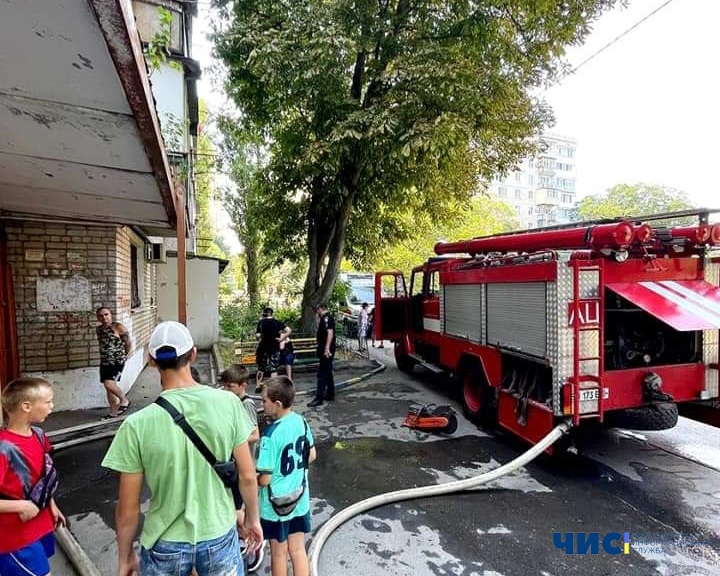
[486,133,578,229]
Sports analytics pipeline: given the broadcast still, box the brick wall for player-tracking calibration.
[4,221,159,409]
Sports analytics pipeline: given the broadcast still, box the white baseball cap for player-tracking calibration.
[149,321,194,360]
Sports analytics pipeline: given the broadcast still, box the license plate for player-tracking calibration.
[579,389,608,401]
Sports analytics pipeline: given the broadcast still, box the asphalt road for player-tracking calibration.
[52,354,720,576]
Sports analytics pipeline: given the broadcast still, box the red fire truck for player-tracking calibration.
[374,209,720,450]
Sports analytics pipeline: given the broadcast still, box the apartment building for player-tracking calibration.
[486,134,578,229]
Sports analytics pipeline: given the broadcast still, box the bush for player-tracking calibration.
[219,301,304,340]
[219,301,260,340]
[274,307,301,329]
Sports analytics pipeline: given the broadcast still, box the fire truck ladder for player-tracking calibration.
[570,258,605,426]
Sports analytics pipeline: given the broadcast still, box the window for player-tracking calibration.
[562,193,574,204]
[515,188,522,198]
[498,186,507,197]
[528,175,534,185]
[427,270,440,298]
[130,245,141,308]
[528,190,534,199]
[515,173,522,183]
[411,271,425,297]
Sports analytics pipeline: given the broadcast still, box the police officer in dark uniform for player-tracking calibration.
[309,303,336,407]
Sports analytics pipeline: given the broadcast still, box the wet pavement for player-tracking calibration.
[50,344,720,575]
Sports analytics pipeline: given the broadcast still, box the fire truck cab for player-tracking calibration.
[374,210,720,449]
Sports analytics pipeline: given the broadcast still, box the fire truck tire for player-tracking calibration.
[606,402,679,431]
[461,366,496,429]
[394,342,415,374]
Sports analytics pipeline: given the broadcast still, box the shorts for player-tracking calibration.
[99,363,124,383]
[279,352,295,366]
[0,533,55,576]
[140,527,241,576]
[258,352,279,377]
[261,512,312,543]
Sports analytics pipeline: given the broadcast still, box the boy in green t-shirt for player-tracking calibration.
[257,376,317,576]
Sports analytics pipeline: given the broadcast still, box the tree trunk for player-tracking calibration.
[299,187,355,333]
[245,239,260,310]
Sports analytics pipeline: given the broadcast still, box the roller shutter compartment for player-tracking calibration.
[486,282,547,358]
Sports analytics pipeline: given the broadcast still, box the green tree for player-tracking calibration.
[194,102,227,259]
[577,183,696,222]
[375,197,519,273]
[217,117,275,309]
[214,0,620,331]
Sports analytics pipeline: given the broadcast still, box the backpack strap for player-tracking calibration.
[155,397,219,466]
[31,427,48,481]
[301,418,310,469]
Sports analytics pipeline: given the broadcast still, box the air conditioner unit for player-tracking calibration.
[145,242,167,263]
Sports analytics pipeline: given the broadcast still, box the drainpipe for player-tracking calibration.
[175,183,187,324]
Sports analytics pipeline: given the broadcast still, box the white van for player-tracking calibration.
[338,273,374,336]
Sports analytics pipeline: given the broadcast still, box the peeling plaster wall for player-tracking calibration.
[4,221,159,410]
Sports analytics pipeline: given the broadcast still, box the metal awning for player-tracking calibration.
[607,280,720,331]
[0,0,176,229]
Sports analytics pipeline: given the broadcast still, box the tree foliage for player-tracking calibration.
[214,0,620,330]
[194,102,226,259]
[577,183,696,222]
[217,116,275,309]
[375,196,519,273]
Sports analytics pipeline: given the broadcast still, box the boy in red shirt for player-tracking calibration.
[0,377,64,576]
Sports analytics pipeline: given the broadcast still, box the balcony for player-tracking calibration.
[534,188,561,206]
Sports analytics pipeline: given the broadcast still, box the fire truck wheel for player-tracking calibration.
[606,402,679,431]
[461,366,496,429]
[394,343,415,374]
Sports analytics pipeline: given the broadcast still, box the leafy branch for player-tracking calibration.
[144,7,181,74]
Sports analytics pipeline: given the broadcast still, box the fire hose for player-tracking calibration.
[308,421,572,576]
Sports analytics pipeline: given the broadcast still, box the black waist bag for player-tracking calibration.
[155,397,242,508]
[28,448,59,510]
[268,481,305,516]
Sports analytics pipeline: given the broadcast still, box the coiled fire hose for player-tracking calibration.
[308,421,572,576]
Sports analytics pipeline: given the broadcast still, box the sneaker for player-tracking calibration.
[245,541,265,573]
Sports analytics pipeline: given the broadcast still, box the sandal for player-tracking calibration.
[102,413,119,420]
[118,401,131,414]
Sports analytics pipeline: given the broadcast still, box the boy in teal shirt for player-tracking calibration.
[257,376,316,576]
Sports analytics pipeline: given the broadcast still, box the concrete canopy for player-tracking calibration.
[0,0,176,230]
